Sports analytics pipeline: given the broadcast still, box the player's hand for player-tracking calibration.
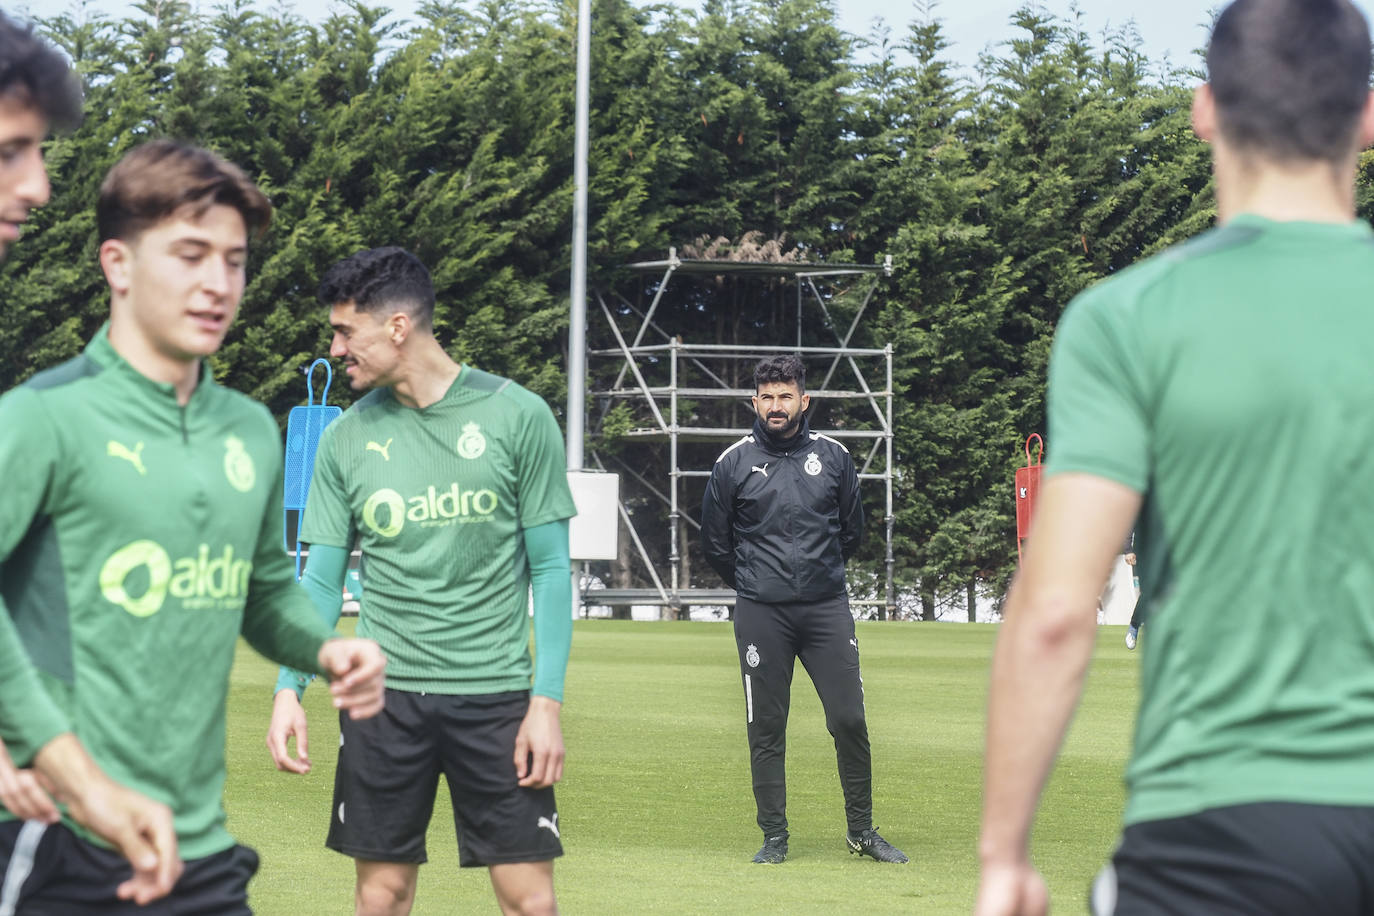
[266,689,311,774]
[514,695,564,788]
[34,734,182,905]
[317,638,386,720]
[0,736,59,823]
[973,860,1049,916]
[1124,552,1137,566]
[77,779,183,905]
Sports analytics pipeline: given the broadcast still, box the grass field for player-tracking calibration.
[225,621,1137,914]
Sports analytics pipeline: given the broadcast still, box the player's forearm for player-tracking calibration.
[528,694,562,717]
[31,732,103,802]
[839,468,864,557]
[700,484,738,586]
[0,612,70,761]
[700,521,737,586]
[243,566,336,678]
[245,596,330,677]
[704,552,737,587]
[979,578,1097,866]
[275,544,349,699]
[839,492,862,557]
[840,531,861,560]
[526,520,572,701]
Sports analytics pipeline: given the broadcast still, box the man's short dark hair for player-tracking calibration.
[0,11,83,131]
[754,354,806,393]
[318,247,435,330]
[97,140,272,243]
[1207,0,1371,163]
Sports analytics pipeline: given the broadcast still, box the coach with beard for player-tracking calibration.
[701,354,907,867]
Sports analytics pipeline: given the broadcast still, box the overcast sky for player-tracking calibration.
[18,0,1374,73]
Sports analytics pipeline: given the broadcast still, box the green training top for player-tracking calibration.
[1047,214,1374,826]
[300,366,576,694]
[0,326,332,859]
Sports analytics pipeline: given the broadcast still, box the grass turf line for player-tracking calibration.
[226,621,1136,914]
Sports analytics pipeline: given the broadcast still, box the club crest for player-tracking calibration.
[456,422,487,460]
[804,452,822,476]
[746,644,760,668]
[224,436,256,492]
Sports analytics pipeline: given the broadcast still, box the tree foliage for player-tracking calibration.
[9,0,1278,616]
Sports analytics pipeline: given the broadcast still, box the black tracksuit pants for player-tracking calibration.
[733,593,872,838]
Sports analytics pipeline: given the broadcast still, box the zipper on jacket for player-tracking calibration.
[783,451,803,597]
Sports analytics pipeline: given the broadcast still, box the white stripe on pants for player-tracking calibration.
[0,821,47,916]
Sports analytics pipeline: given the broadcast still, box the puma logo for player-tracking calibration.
[107,440,146,475]
[537,813,560,838]
[751,464,769,477]
[366,438,393,461]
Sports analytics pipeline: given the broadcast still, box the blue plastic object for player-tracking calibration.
[283,359,343,577]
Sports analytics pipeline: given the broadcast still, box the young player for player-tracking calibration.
[0,140,387,913]
[0,14,191,903]
[266,247,575,915]
[976,2,1374,913]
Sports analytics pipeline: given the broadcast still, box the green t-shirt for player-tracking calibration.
[300,366,576,694]
[0,326,331,859]
[1048,214,1374,826]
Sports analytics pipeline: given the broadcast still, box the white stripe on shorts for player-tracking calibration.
[0,820,47,916]
[745,674,754,724]
[1090,861,1118,915]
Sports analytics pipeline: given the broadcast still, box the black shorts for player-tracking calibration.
[0,820,257,916]
[1091,802,1374,914]
[327,688,562,868]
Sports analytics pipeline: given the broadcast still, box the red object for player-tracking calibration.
[1015,434,1044,562]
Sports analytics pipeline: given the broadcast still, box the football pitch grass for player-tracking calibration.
[225,621,1138,914]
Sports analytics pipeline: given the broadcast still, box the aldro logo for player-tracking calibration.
[363,483,500,537]
[100,540,252,617]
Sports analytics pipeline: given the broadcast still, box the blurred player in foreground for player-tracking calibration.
[0,140,386,913]
[977,1,1374,913]
[0,10,75,259]
[0,12,190,905]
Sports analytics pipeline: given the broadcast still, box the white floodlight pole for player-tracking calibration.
[566,0,591,471]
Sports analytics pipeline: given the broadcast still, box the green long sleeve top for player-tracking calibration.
[0,326,333,858]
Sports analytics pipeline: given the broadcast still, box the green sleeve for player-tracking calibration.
[274,543,349,699]
[0,611,69,765]
[513,389,578,530]
[0,389,71,761]
[298,421,355,549]
[525,519,572,702]
[1046,287,1151,492]
[239,415,335,673]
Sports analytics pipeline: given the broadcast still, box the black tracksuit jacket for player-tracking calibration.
[700,416,863,603]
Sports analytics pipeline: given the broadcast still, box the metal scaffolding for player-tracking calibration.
[581,249,897,618]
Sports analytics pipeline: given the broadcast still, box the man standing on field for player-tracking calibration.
[701,354,907,866]
[0,140,388,913]
[976,2,1374,913]
[266,247,575,916]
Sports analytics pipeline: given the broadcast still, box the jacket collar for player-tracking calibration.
[752,415,811,454]
[84,321,215,406]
